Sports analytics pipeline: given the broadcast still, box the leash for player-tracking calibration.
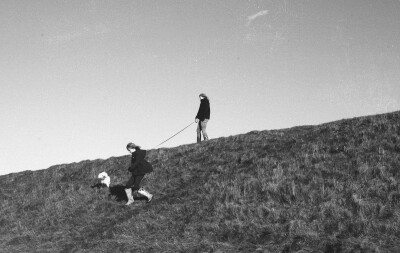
[151,121,196,149]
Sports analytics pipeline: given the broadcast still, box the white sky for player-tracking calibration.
[1,0,400,175]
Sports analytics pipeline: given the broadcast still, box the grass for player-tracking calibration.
[1,111,400,252]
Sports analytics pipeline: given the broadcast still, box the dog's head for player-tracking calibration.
[98,172,108,180]
[98,172,111,187]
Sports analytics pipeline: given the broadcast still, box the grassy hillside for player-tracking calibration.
[1,111,400,252]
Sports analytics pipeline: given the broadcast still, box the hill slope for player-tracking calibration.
[1,111,400,252]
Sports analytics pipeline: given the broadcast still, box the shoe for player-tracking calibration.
[124,188,134,205]
[138,187,153,203]
[126,199,134,205]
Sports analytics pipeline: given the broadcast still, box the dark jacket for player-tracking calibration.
[128,149,153,175]
[195,98,210,121]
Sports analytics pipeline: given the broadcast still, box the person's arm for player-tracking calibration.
[205,100,210,119]
[196,101,205,121]
[128,154,135,171]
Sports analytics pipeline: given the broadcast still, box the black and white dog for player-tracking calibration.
[91,171,111,188]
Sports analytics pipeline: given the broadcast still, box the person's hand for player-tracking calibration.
[195,118,199,123]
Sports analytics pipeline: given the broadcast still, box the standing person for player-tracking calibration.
[125,142,154,205]
[195,93,210,143]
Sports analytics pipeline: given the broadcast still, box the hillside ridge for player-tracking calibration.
[1,110,400,252]
[2,111,397,177]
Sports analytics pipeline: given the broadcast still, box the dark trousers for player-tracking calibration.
[125,175,144,191]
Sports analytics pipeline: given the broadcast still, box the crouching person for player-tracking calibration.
[125,142,154,205]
